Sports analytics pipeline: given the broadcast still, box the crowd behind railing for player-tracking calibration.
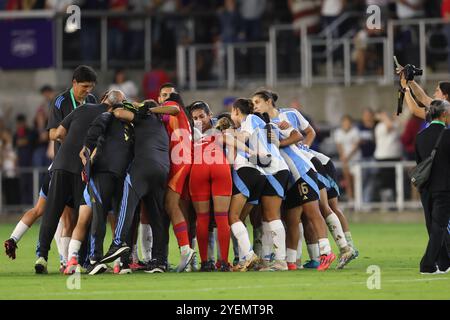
[1,1,448,76]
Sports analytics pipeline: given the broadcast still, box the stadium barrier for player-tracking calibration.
[0,161,421,214]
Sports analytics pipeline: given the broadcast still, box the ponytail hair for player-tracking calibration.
[438,81,450,102]
[233,98,254,115]
[253,89,279,107]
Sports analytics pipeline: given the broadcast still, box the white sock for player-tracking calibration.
[68,239,82,259]
[261,222,272,261]
[208,231,215,261]
[286,248,297,263]
[296,222,304,260]
[231,221,253,261]
[345,231,354,248]
[268,220,286,261]
[318,238,332,256]
[10,220,29,243]
[60,237,70,265]
[139,223,153,262]
[325,213,348,249]
[131,244,139,263]
[307,243,320,262]
[252,225,263,258]
[54,220,64,263]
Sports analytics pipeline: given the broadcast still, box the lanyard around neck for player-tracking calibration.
[69,88,78,110]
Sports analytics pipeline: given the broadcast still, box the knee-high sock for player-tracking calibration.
[173,221,190,249]
[252,225,263,258]
[261,221,273,261]
[268,220,286,261]
[10,220,30,243]
[214,212,230,263]
[325,212,348,250]
[60,237,70,265]
[139,223,153,262]
[307,243,320,262]
[68,239,82,260]
[207,230,215,261]
[296,222,304,260]
[318,238,332,256]
[196,212,210,263]
[53,219,64,262]
[231,221,252,261]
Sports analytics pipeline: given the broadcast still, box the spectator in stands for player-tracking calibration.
[32,108,50,171]
[320,0,346,38]
[109,69,138,101]
[352,22,385,78]
[127,0,151,60]
[287,0,321,34]
[80,0,109,63]
[396,0,424,18]
[45,0,71,11]
[218,0,240,44]
[1,127,20,205]
[358,108,377,202]
[142,64,171,100]
[108,0,128,61]
[13,114,34,204]
[334,115,361,201]
[373,110,402,203]
[237,0,266,41]
[401,114,425,161]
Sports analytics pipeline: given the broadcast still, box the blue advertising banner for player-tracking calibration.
[0,19,54,69]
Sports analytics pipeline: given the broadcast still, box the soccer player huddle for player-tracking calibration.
[4,65,358,275]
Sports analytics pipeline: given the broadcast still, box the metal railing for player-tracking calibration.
[333,160,421,212]
[0,167,48,214]
[0,162,422,214]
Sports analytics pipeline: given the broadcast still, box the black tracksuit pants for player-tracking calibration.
[419,190,450,272]
[113,162,170,262]
[86,172,124,262]
[37,170,84,259]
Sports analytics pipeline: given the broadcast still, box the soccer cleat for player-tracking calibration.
[100,242,130,264]
[176,248,195,273]
[252,258,270,271]
[420,268,444,275]
[144,259,167,273]
[35,257,48,274]
[336,246,355,270]
[295,259,304,270]
[200,261,217,272]
[64,257,79,275]
[4,238,17,260]
[59,263,67,274]
[119,260,132,275]
[191,253,200,272]
[113,263,121,274]
[259,260,289,272]
[303,260,320,269]
[129,260,147,271]
[87,261,108,276]
[233,252,259,272]
[287,262,297,271]
[219,261,232,272]
[317,253,336,271]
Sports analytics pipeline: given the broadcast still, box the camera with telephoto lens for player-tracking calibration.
[403,64,423,81]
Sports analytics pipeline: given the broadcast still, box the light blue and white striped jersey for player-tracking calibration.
[236,114,288,175]
[271,116,317,192]
[279,108,310,131]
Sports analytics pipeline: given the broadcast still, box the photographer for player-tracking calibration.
[398,65,450,119]
[414,100,450,274]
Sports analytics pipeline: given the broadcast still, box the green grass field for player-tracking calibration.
[0,222,449,300]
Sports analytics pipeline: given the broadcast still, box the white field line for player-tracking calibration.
[0,277,449,297]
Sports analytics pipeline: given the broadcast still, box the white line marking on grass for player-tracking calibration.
[2,277,449,298]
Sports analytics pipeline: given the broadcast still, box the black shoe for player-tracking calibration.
[100,242,130,264]
[87,261,108,275]
[4,238,17,260]
[200,260,216,272]
[219,261,232,272]
[144,259,167,273]
[232,257,239,267]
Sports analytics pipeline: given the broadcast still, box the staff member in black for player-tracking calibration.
[99,100,179,273]
[414,99,450,274]
[79,101,135,275]
[34,90,125,274]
